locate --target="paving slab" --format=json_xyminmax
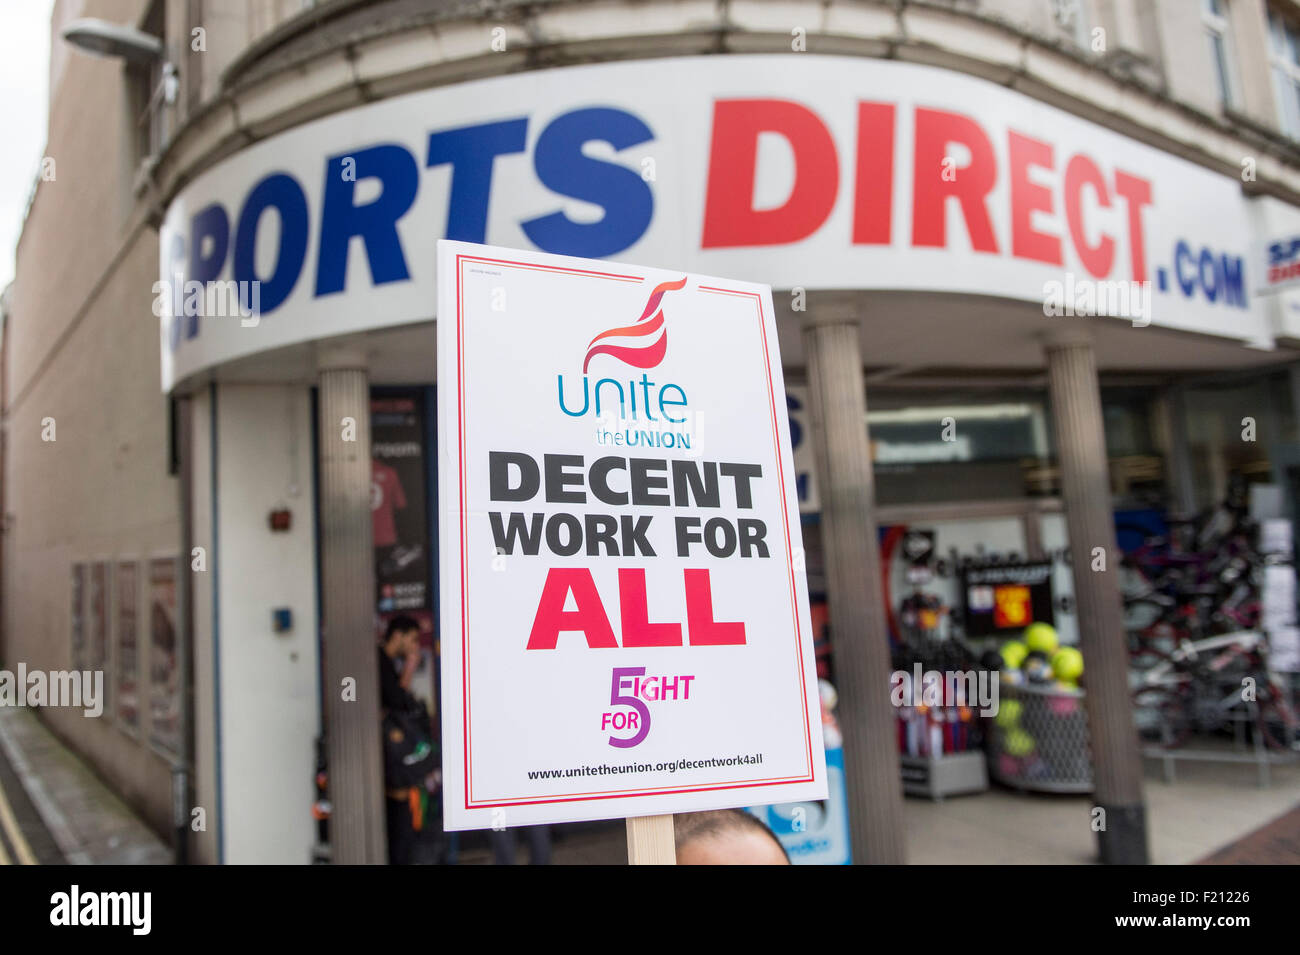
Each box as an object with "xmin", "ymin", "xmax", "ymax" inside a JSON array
[{"xmin": 0, "ymin": 708, "xmax": 170, "ymax": 865}]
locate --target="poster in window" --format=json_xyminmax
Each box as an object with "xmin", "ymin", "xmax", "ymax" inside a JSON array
[
  {"xmin": 370, "ymin": 392, "xmax": 429, "ymax": 614},
  {"xmin": 116, "ymin": 561, "xmax": 140, "ymax": 730},
  {"xmin": 149, "ymin": 557, "xmax": 180, "ymax": 753},
  {"xmin": 70, "ymin": 564, "xmax": 86, "ymax": 670},
  {"xmin": 960, "ymin": 560, "xmax": 1054, "ymax": 638},
  {"xmin": 371, "ymin": 392, "xmax": 436, "ymax": 712},
  {"xmin": 88, "ymin": 562, "xmax": 109, "ymax": 672}
]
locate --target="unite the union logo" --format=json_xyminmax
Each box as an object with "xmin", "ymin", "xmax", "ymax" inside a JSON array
[
  {"xmin": 582, "ymin": 277, "xmax": 688, "ymax": 372},
  {"xmin": 557, "ymin": 277, "xmax": 694, "ymax": 450}
]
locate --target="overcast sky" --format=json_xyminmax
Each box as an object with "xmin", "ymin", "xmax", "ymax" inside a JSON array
[{"xmin": 0, "ymin": 0, "xmax": 56, "ymax": 293}]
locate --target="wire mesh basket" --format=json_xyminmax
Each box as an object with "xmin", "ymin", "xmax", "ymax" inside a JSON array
[{"xmin": 986, "ymin": 680, "xmax": 1093, "ymax": 793}]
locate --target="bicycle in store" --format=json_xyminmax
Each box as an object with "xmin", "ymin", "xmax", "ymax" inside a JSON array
[{"xmin": 1130, "ymin": 628, "xmax": 1299, "ymax": 753}]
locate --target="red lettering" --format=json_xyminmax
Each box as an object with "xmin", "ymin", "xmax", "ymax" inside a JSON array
[
  {"xmin": 1113, "ymin": 170, "xmax": 1153, "ymax": 282},
  {"xmin": 1063, "ymin": 154, "xmax": 1115, "ymax": 278},
  {"xmin": 701, "ymin": 99, "xmax": 839, "ymax": 248},
  {"xmin": 852, "ymin": 102, "xmax": 895, "ymax": 245},
  {"xmin": 529, "ymin": 569, "xmax": 749, "ymax": 650},
  {"xmin": 618, "ymin": 568, "xmax": 682, "ymax": 647},
  {"xmin": 526, "ymin": 568, "xmax": 617, "ymax": 650},
  {"xmin": 685, "ymin": 569, "xmax": 746, "ymax": 646},
  {"xmin": 911, "ymin": 108, "xmax": 999, "ymax": 253},
  {"xmin": 1008, "ymin": 131, "xmax": 1062, "ymax": 265}
]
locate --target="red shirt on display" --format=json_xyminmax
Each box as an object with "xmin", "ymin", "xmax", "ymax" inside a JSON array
[{"xmin": 371, "ymin": 459, "xmax": 407, "ymax": 548}]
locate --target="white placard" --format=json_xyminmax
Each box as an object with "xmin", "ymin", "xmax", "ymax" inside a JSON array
[{"xmin": 437, "ymin": 240, "xmax": 826, "ymax": 829}]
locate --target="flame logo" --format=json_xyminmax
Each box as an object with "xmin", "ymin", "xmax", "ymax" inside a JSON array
[{"xmin": 582, "ymin": 277, "xmax": 688, "ymax": 373}]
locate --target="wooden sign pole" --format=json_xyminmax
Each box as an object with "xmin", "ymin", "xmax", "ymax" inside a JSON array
[{"xmin": 626, "ymin": 815, "xmax": 676, "ymax": 864}]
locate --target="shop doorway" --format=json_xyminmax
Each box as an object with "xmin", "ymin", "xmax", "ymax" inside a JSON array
[{"xmin": 370, "ymin": 386, "xmax": 439, "ymax": 714}]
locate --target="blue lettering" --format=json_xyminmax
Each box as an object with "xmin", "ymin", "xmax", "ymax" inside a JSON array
[
  {"xmin": 1221, "ymin": 254, "xmax": 1246, "ymax": 308},
  {"xmin": 190, "ymin": 203, "xmax": 229, "ymax": 285},
  {"xmin": 521, "ymin": 107, "xmax": 654, "ymax": 257},
  {"xmin": 233, "ymin": 173, "xmax": 309, "ymax": 314},
  {"xmin": 1198, "ymin": 247, "xmax": 1219, "ymax": 303},
  {"xmin": 594, "ymin": 378, "xmax": 625, "ymax": 419},
  {"xmin": 188, "ymin": 203, "xmax": 229, "ymax": 339},
  {"xmin": 557, "ymin": 375, "xmax": 590, "ymax": 416},
  {"xmin": 659, "ymin": 383, "xmax": 688, "ymax": 423},
  {"xmin": 786, "ymin": 393, "xmax": 803, "ymax": 449},
  {"xmin": 1173, "ymin": 240, "xmax": 1196, "ymax": 297},
  {"xmin": 316, "ymin": 144, "xmax": 420, "ymax": 296},
  {"xmin": 426, "ymin": 119, "xmax": 528, "ymax": 243},
  {"xmin": 558, "ymin": 375, "xmax": 690, "ymax": 424}
]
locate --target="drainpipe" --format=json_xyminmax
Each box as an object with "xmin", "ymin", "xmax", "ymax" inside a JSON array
[{"xmin": 175, "ymin": 393, "xmax": 195, "ymax": 863}]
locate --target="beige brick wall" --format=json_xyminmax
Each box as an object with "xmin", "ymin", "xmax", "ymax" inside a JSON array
[
  {"xmin": 4, "ymin": 230, "xmax": 176, "ymax": 836},
  {"xmin": 12, "ymin": 0, "xmax": 147, "ymax": 406},
  {"xmin": 6, "ymin": 0, "xmax": 177, "ymax": 838}
]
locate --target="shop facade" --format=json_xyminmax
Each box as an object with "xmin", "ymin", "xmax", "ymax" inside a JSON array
[{"xmin": 9, "ymin": 0, "xmax": 1300, "ymax": 863}]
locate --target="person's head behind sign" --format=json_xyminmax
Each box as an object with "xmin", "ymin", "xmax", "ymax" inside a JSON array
[{"xmin": 674, "ymin": 809, "xmax": 790, "ymax": 865}]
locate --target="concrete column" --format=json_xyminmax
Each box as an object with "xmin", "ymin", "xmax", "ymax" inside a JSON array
[
  {"xmin": 317, "ymin": 346, "xmax": 386, "ymax": 864},
  {"xmin": 176, "ymin": 394, "xmax": 195, "ymax": 865},
  {"xmin": 1044, "ymin": 330, "xmax": 1148, "ymax": 865},
  {"xmin": 802, "ymin": 297, "xmax": 906, "ymax": 864},
  {"xmin": 1159, "ymin": 385, "xmax": 1197, "ymax": 516}
]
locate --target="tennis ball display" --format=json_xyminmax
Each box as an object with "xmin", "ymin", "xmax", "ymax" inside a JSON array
[
  {"xmin": 1051, "ymin": 646, "xmax": 1084, "ymax": 684},
  {"xmin": 1049, "ymin": 695, "xmax": 1079, "ymax": 716},
  {"xmin": 1000, "ymin": 641, "xmax": 1028, "ymax": 670},
  {"xmin": 1005, "ymin": 728, "xmax": 1035, "ymax": 757},
  {"xmin": 1024, "ymin": 656, "xmax": 1055, "ymax": 684},
  {"xmin": 1024, "ymin": 622, "xmax": 1060, "ymax": 656},
  {"xmin": 994, "ymin": 700, "xmax": 1022, "ymax": 728}
]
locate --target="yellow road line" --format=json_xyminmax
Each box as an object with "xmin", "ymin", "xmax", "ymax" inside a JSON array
[
  {"xmin": 0, "ymin": 778, "xmax": 36, "ymax": 865},
  {"xmin": 0, "ymin": 822, "xmax": 10, "ymax": 865}
]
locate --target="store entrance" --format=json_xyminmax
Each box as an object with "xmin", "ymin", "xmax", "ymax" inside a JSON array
[{"xmin": 370, "ymin": 387, "xmax": 439, "ymax": 714}]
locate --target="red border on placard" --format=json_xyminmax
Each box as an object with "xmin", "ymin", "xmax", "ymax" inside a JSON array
[{"xmin": 454, "ymin": 254, "xmax": 816, "ymax": 810}]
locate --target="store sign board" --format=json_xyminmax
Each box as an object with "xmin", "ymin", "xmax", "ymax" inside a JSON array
[
  {"xmin": 436, "ymin": 240, "xmax": 825, "ymax": 829},
  {"xmin": 161, "ymin": 55, "xmax": 1271, "ymax": 392},
  {"xmin": 1259, "ymin": 234, "xmax": 1300, "ymax": 294},
  {"xmin": 1246, "ymin": 196, "xmax": 1300, "ymax": 339},
  {"xmin": 961, "ymin": 559, "xmax": 1055, "ymax": 638}
]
